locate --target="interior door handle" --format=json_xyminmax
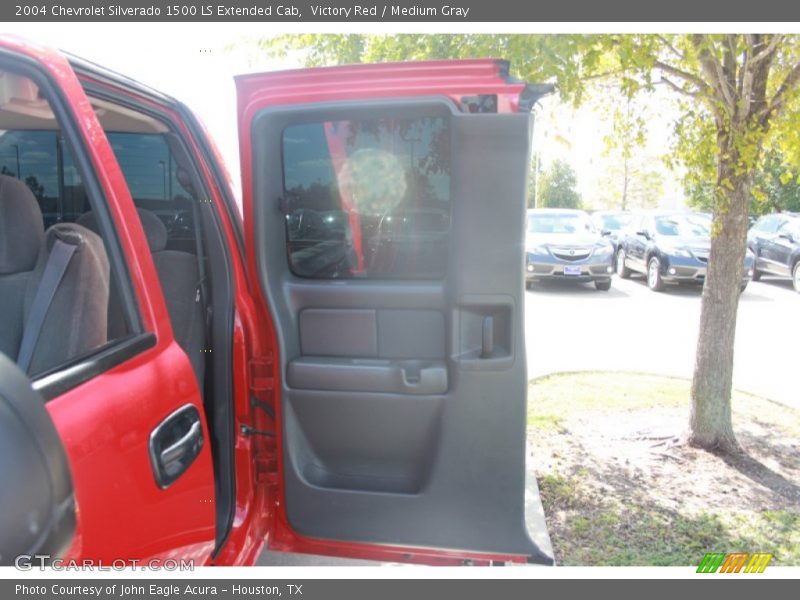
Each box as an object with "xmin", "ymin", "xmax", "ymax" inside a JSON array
[
  {"xmin": 481, "ymin": 315, "xmax": 494, "ymax": 358},
  {"xmin": 149, "ymin": 404, "xmax": 204, "ymax": 489}
]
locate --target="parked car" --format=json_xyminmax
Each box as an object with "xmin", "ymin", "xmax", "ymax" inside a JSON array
[
  {"xmin": 748, "ymin": 213, "xmax": 800, "ymax": 292},
  {"xmin": 590, "ymin": 209, "xmax": 632, "ymax": 267},
  {"xmin": 0, "ymin": 38, "xmax": 554, "ymax": 567},
  {"xmin": 616, "ymin": 211, "xmax": 754, "ymax": 292},
  {"xmin": 525, "ymin": 208, "xmax": 615, "ymax": 291}
]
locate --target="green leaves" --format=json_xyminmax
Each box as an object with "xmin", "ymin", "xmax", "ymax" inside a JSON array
[
  {"xmin": 538, "ymin": 159, "xmax": 582, "ymax": 209},
  {"xmin": 255, "ymin": 33, "xmax": 800, "ymax": 217}
]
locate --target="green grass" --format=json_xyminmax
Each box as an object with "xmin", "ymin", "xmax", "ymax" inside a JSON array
[
  {"xmin": 528, "ymin": 371, "xmax": 797, "ymax": 433},
  {"xmin": 528, "ymin": 371, "xmax": 688, "ymax": 430},
  {"xmin": 539, "ymin": 471, "xmax": 800, "ymax": 566},
  {"xmin": 529, "ymin": 372, "xmax": 800, "ymax": 566}
]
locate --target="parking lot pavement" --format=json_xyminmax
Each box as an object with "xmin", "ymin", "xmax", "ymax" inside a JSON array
[{"xmin": 525, "ymin": 274, "xmax": 799, "ymax": 409}]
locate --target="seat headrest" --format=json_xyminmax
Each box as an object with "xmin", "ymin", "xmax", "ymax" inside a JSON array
[
  {"xmin": 77, "ymin": 207, "xmax": 168, "ymax": 253},
  {"xmin": 0, "ymin": 175, "xmax": 45, "ymax": 274}
]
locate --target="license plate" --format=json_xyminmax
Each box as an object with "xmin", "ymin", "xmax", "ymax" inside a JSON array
[{"xmin": 564, "ymin": 265, "xmax": 582, "ymax": 276}]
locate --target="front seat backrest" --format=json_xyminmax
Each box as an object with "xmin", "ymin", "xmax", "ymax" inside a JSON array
[
  {"xmin": 0, "ymin": 175, "xmax": 45, "ymax": 361},
  {"xmin": 0, "ymin": 174, "xmax": 110, "ymax": 375}
]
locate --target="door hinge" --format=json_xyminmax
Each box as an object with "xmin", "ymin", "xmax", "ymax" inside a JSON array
[{"xmin": 248, "ymin": 355, "xmax": 274, "ymax": 396}]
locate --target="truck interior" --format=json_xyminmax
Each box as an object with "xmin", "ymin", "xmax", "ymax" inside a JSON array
[
  {"xmin": 0, "ymin": 64, "xmax": 238, "ymax": 551},
  {"xmin": 0, "ymin": 55, "xmax": 551, "ymax": 564}
]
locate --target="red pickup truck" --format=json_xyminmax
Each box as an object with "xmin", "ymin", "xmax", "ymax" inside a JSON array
[{"xmin": 0, "ymin": 35, "xmax": 552, "ymax": 566}]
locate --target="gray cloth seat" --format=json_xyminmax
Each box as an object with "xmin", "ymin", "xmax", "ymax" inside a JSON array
[
  {"xmin": 77, "ymin": 208, "xmax": 205, "ymax": 386},
  {"xmin": 0, "ymin": 174, "xmax": 109, "ymax": 375}
]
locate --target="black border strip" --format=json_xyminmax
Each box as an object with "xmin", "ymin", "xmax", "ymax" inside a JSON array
[{"xmin": 32, "ymin": 333, "xmax": 156, "ymax": 401}]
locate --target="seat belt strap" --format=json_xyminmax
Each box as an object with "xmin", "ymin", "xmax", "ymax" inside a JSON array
[{"xmin": 17, "ymin": 238, "xmax": 77, "ymax": 373}]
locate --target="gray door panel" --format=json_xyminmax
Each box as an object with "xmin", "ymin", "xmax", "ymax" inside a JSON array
[{"xmin": 251, "ymin": 98, "xmax": 548, "ymax": 561}]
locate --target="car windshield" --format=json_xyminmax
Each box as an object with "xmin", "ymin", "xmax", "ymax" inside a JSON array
[
  {"xmin": 654, "ymin": 215, "xmax": 710, "ymax": 237},
  {"xmin": 594, "ymin": 213, "xmax": 631, "ymax": 231},
  {"xmin": 527, "ymin": 212, "xmax": 594, "ymax": 234}
]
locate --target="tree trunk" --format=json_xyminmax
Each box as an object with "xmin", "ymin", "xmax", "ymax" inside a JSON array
[{"xmin": 688, "ymin": 149, "xmax": 751, "ymax": 454}]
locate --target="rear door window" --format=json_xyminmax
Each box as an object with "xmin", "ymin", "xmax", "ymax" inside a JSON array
[{"xmin": 281, "ymin": 116, "xmax": 450, "ymax": 279}]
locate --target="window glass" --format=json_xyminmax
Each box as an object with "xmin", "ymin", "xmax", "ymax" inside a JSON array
[
  {"xmin": 0, "ymin": 70, "xmax": 133, "ymax": 377},
  {"xmin": 753, "ymin": 216, "xmax": 770, "ymax": 232},
  {"xmin": 0, "ymin": 130, "xmax": 92, "ymax": 228},
  {"xmin": 654, "ymin": 214, "xmax": 710, "ymax": 237},
  {"xmin": 527, "ymin": 212, "xmax": 595, "ymax": 234},
  {"xmin": 106, "ymin": 133, "xmax": 182, "ymax": 201},
  {"xmin": 755, "ymin": 215, "xmax": 781, "ymax": 233},
  {"xmin": 281, "ymin": 116, "xmax": 450, "ymax": 279},
  {"xmin": 592, "ymin": 212, "xmax": 631, "ymax": 232},
  {"xmin": 779, "ymin": 219, "xmax": 800, "ymax": 237}
]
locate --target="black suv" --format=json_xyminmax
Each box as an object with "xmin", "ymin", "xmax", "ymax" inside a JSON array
[
  {"xmin": 748, "ymin": 213, "xmax": 800, "ymax": 292},
  {"xmin": 590, "ymin": 210, "xmax": 632, "ymax": 268},
  {"xmin": 616, "ymin": 211, "xmax": 754, "ymax": 292}
]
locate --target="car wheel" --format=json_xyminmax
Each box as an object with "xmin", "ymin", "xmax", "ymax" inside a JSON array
[
  {"xmin": 616, "ymin": 249, "xmax": 631, "ymax": 279},
  {"xmin": 793, "ymin": 262, "xmax": 800, "ymax": 293},
  {"xmin": 740, "ymin": 282, "xmax": 748, "ymax": 294},
  {"xmin": 647, "ymin": 256, "xmax": 665, "ymax": 292},
  {"xmin": 595, "ymin": 279, "xmax": 612, "ymax": 291},
  {"xmin": 525, "ymin": 280, "xmax": 534, "ymax": 291}
]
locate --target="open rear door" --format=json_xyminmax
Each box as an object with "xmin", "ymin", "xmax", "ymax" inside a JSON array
[{"xmin": 238, "ymin": 59, "xmax": 553, "ymax": 565}]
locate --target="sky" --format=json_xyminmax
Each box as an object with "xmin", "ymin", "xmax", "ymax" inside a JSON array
[{"xmin": 4, "ymin": 24, "xmax": 685, "ymax": 209}]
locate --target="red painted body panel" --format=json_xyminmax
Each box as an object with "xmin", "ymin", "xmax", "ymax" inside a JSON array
[
  {"xmin": 70, "ymin": 67, "xmax": 277, "ymax": 567},
  {"xmin": 235, "ymin": 59, "xmax": 533, "ymax": 565},
  {"xmin": 235, "ymin": 59, "xmax": 529, "ymax": 114},
  {"xmin": 0, "ymin": 36, "xmax": 216, "ymax": 562}
]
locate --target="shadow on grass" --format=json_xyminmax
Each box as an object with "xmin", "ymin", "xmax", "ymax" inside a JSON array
[
  {"xmin": 738, "ymin": 426, "xmax": 800, "ymax": 472},
  {"xmin": 716, "ymin": 447, "xmax": 800, "ymax": 504},
  {"xmin": 537, "ymin": 433, "xmax": 799, "ymax": 566}
]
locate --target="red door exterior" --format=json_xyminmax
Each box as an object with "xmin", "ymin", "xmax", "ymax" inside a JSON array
[
  {"xmin": 0, "ymin": 36, "xmax": 216, "ymax": 564},
  {"xmin": 236, "ymin": 60, "xmax": 546, "ymax": 565}
]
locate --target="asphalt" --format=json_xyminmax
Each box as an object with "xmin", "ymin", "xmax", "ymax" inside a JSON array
[{"xmin": 525, "ymin": 274, "xmax": 799, "ymax": 409}]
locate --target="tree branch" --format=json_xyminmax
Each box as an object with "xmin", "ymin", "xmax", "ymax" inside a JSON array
[
  {"xmin": 738, "ymin": 35, "xmax": 756, "ymax": 118},
  {"xmin": 658, "ymin": 76, "xmax": 700, "ymax": 98},
  {"xmin": 579, "ymin": 69, "xmax": 625, "ymax": 83},
  {"xmin": 749, "ymin": 34, "xmax": 782, "ymax": 67},
  {"xmin": 653, "ymin": 59, "xmax": 707, "ymax": 91},
  {"xmin": 724, "ymin": 35, "xmax": 742, "ymax": 119},
  {"xmin": 762, "ymin": 60, "xmax": 800, "ymax": 124},
  {"xmin": 691, "ymin": 34, "xmax": 736, "ymax": 112},
  {"xmin": 740, "ymin": 35, "xmax": 780, "ymax": 122},
  {"xmin": 655, "ymin": 35, "xmax": 685, "ymax": 60}
]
